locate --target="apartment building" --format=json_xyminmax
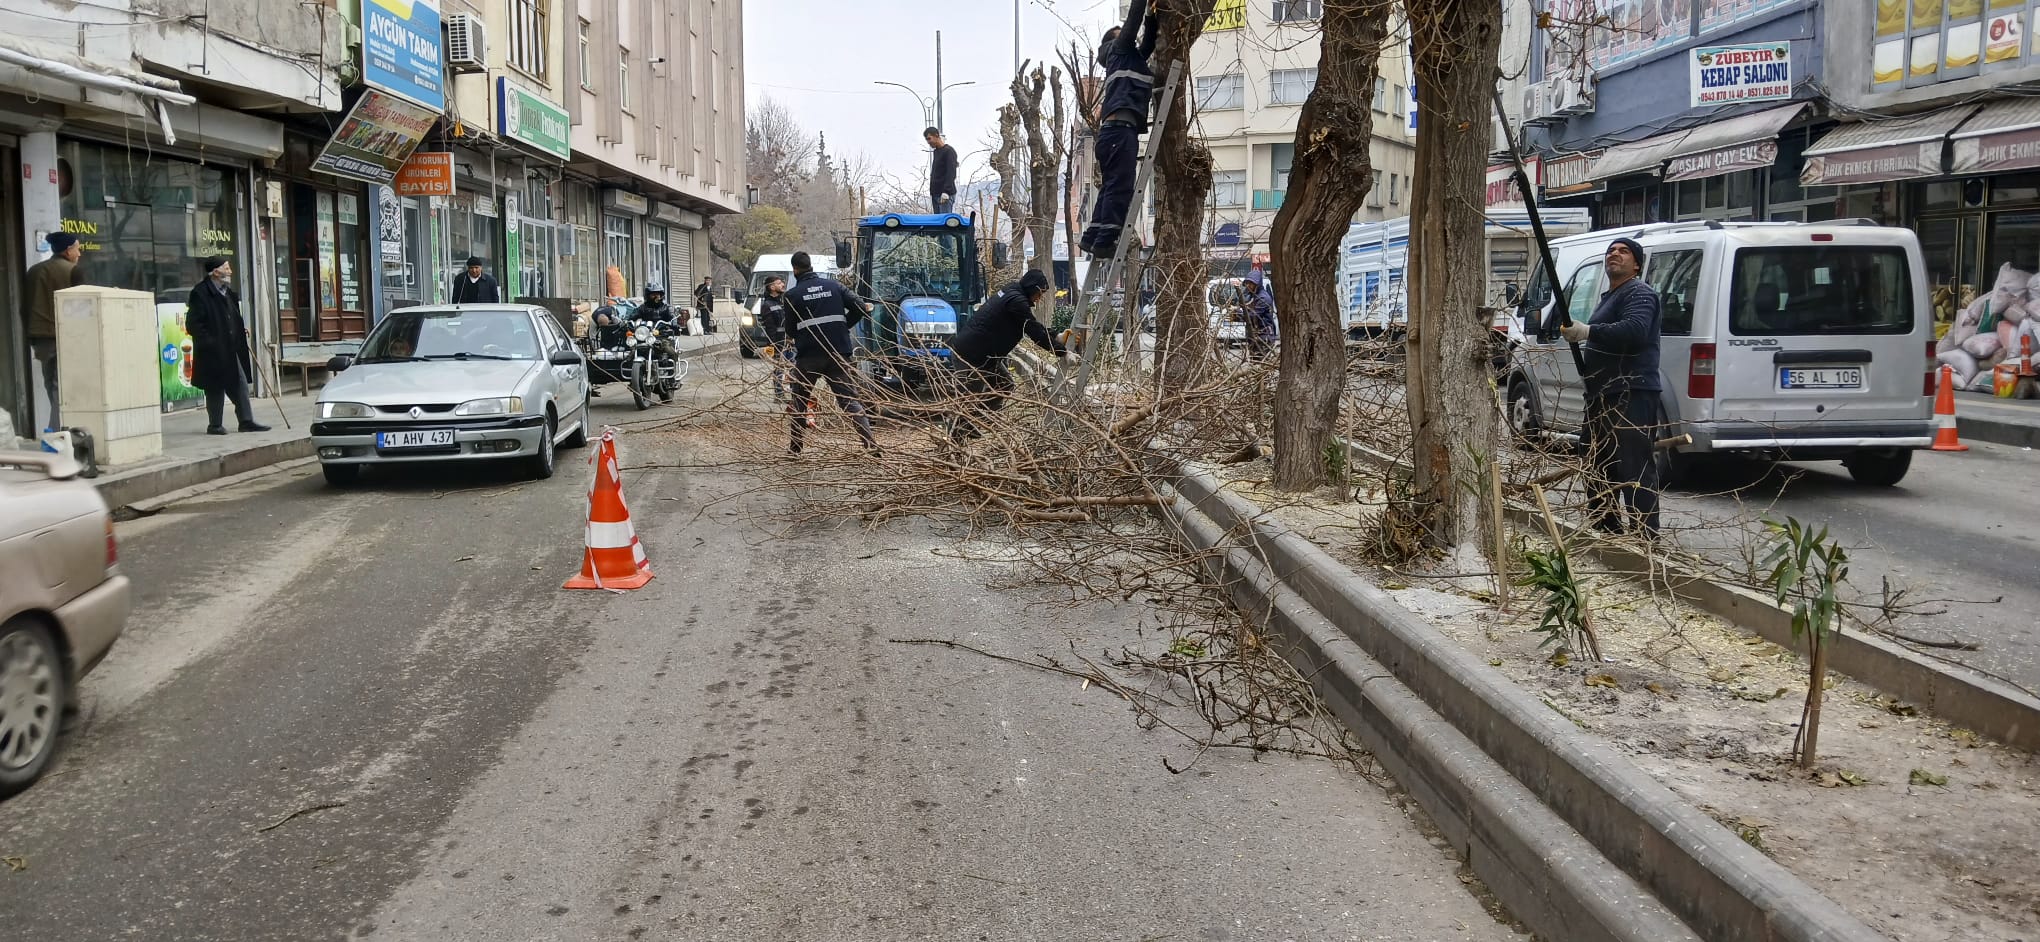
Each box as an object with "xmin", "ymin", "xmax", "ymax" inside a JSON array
[{"xmin": 1155, "ymin": 0, "xmax": 1418, "ymax": 267}]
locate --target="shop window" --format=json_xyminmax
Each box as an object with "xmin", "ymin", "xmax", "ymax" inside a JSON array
[
  {"xmin": 55, "ymin": 142, "xmax": 241, "ymax": 302},
  {"xmin": 1646, "ymin": 248, "xmax": 1705, "ymax": 335},
  {"xmin": 1987, "ymin": 212, "xmax": 2040, "ymax": 292},
  {"xmin": 1990, "ymin": 172, "xmax": 2040, "ymax": 204},
  {"xmin": 1768, "ymin": 128, "xmax": 1810, "ymax": 206}
]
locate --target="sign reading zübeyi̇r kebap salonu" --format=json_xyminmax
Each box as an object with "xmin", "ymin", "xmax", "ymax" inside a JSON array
[{"xmin": 1690, "ymin": 42, "xmax": 1793, "ymax": 108}]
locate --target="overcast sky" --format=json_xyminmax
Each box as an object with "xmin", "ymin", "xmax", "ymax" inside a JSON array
[{"xmin": 744, "ymin": 0, "xmax": 1123, "ymax": 196}]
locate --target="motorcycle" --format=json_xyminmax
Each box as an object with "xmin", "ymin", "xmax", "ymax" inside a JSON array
[{"xmin": 581, "ymin": 299, "xmax": 688, "ymax": 410}]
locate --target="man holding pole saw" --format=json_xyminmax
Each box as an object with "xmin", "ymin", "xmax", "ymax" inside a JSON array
[{"xmin": 1492, "ymin": 90, "xmax": 1667, "ymax": 538}]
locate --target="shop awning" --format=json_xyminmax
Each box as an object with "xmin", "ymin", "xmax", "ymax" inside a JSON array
[
  {"xmin": 1587, "ymin": 103, "xmax": 1807, "ymax": 183},
  {"xmin": 1951, "ymin": 98, "xmax": 2040, "ymax": 175},
  {"xmin": 1800, "ymin": 105, "xmax": 1979, "ymax": 186},
  {"xmin": 0, "ymin": 39, "xmax": 195, "ymax": 142}
]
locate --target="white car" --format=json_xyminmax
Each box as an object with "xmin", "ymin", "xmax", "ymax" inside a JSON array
[{"xmin": 312, "ymin": 305, "xmax": 592, "ymax": 486}]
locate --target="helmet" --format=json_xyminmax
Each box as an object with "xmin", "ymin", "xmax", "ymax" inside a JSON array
[{"xmin": 645, "ymin": 282, "xmax": 666, "ymax": 295}]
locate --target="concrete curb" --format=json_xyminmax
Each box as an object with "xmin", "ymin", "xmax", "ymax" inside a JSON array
[
  {"xmin": 1957, "ymin": 413, "xmax": 2040, "ymax": 449},
  {"xmin": 1170, "ymin": 470, "xmax": 1885, "ymax": 942},
  {"xmin": 1343, "ymin": 439, "xmax": 2040, "ymax": 753},
  {"xmin": 1160, "ymin": 483, "xmax": 1703, "ymax": 942},
  {"xmin": 95, "ymin": 436, "xmax": 316, "ymax": 511}
]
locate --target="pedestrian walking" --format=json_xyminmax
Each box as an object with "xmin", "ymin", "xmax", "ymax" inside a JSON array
[
  {"xmin": 451, "ymin": 256, "xmax": 501, "ymax": 303},
  {"xmin": 944, "ymin": 269, "xmax": 1070, "ymax": 443},
  {"xmin": 23, "ymin": 232, "xmax": 85, "ymax": 430},
  {"xmin": 779, "ymin": 253, "xmax": 878, "ymax": 455},
  {"xmin": 186, "ymin": 256, "xmax": 271, "ymax": 435},
  {"xmin": 1078, "ymin": 0, "xmax": 1161, "ymax": 259},
  {"xmin": 1242, "ymin": 269, "xmax": 1278, "ymax": 360},
  {"xmin": 926, "ymin": 128, "xmax": 958, "ymax": 214},
  {"xmin": 1560, "ymin": 237, "xmax": 1664, "ymax": 537},
  {"xmin": 757, "ymin": 276, "xmax": 797, "ymax": 402},
  {"xmin": 694, "ymin": 277, "xmax": 718, "ymax": 334}
]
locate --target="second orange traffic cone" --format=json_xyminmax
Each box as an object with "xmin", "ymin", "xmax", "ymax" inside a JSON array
[
  {"xmin": 1931, "ymin": 364, "xmax": 1969, "ymax": 452},
  {"xmin": 564, "ymin": 429, "xmax": 654, "ymax": 590}
]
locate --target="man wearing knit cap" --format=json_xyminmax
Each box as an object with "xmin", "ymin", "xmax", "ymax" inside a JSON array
[
  {"xmin": 1559, "ymin": 236, "xmax": 1665, "ymax": 536},
  {"xmin": 451, "ymin": 256, "xmax": 501, "ymax": 303},
  {"xmin": 944, "ymin": 268, "xmax": 1070, "ymax": 443},
  {"xmin": 187, "ymin": 256, "xmax": 270, "ymax": 435},
  {"xmin": 24, "ymin": 231, "xmax": 85, "ymax": 428}
]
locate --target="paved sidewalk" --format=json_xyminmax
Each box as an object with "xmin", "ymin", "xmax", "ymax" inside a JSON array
[
  {"xmin": 1953, "ymin": 389, "xmax": 2040, "ymax": 449},
  {"xmin": 91, "ymin": 332, "xmax": 736, "ymax": 509}
]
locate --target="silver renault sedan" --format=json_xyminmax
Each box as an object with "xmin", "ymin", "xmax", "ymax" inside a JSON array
[{"xmin": 312, "ymin": 304, "xmax": 591, "ymax": 486}]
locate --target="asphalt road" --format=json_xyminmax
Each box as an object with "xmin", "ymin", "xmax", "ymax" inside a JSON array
[
  {"xmin": 0, "ymin": 366, "xmax": 1520, "ymax": 941},
  {"xmin": 1668, "ymin": 442, "xmax": 2040, "ymax": 699}
]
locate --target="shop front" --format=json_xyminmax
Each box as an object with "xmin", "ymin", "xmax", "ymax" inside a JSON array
[{"xmin": 55, "ymin": 137, "xmax": 249, "ymax": 411}]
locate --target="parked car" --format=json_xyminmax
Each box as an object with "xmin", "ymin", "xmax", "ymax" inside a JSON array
[
  {"xmin": 1505, "ymin": 220, "xmax": 1935, "ymax": 486},
  {"xmin": 1, "ymin": 449, "xmax": 132, "ymax": 798},
  {"xmin": 312, "ymin": 305, "xmax": 593, "ymax": 486}
]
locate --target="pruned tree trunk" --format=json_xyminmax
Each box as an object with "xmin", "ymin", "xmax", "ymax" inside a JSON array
[
  {"xmin": 1267, "ymin": 0, "xmax": 1388, "ymax": 491},
  {"xmin": 993, "ymin": 104, "xmax": 1028, "ymax": 285},
  {"xmin": 1151, "ymin": 0, "xmax": 1221, "ymax": 395},
  {"xmin": 1013, "ymin": 63, "xmax": 1068, "ymax": 324},
  {"xmin": 1406, "ymin": 0, "xmax": 1504, "ymax": 565}
]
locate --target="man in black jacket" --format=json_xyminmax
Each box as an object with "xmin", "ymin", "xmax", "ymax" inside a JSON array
[
  {"xmin": 756, "ymin": 276, "xmax": 797, "ymax": 401},
  {"xmin": 1079, "ymin": 0, "xmax": 1162, "ymax": 259},
  {"xmin": 187, "ymin": 256, "xmax": 271, "ymax": 435},
  {"xmin": 693, "ymin": 277, "xmax": 717, "ymax": 334},
  {"xmin": 778, "ymin": 253, "xmax": 878, "ymax": 455},
  {"xmin": 945, "ymin": 269, "xmax": 1069, "ymax": 443},
  {"xmin": 451, "ymin": 256, "xmax": 501, "ymax": 303},
  {"xmin": 925, "ymin": 128, "xmax": 959, "ymax": 214},
  {"xmin": 1560, "ymin": 237, "xmax": 1665, "ymax": 536}
]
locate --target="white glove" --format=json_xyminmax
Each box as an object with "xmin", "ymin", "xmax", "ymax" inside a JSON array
[{"xmin": 1560, "ymin": 321, "xmax": 1591, "ymax": 343}]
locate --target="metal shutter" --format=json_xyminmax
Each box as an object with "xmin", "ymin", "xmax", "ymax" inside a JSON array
[{"xmin": 669, "ymin": 227, "xmax": 694, "ymax": 292}]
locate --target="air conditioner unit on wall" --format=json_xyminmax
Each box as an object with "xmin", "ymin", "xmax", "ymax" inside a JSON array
[
  {"xmin": 445, "ymin": 13, "xmax": 488, "ymax": 74},
  {"xmin": 1553, "ymin": 73, "xmax": 1596, "ymax": 116},
  {"xmin": 1522, "ymin": 83, "xmax": 1557, "ymax": 126}
]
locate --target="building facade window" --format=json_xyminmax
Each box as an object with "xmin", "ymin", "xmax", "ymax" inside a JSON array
[
  {"xmin": 1270, "ymin": 68, "xmax": 1317, "ymax": 105},
  {"xmin": 604, "ymin": 214, "xmax": 636, "ymax": 294},
  {"xmin": 1372, "ymin": 77, "xmax": 1388, "ymax": 112},
  {"xmin": 619, "ymin": 48, "xmax": 632, "ymax": 111},
  {"xmin": 646, "ymin": 224, "xmax": 669, "ymax": 288},
  {"xmin": 1272, "ymin": 0, "xmax": 1322, "ymax": 22},
  {"xmin": 1368, "ymin": 170, "xmax": 1384, "ymax": 208},
  {"xmin": 509, "ymin": 0, "xmax": 549, "ymax": 80},
  {"xmin": 1212, "ymin": 170, "xmax": 1247, "ymax": 207},
  {"xmin": 1195, "ymin": 73, "xmax": 1245, "ymax": 111},
  {"xmin": 578, "ymin": 19, "xmax": 592, "ymax": 89},
  {"xmin": 1270, "ymin": 143, "xmax": 1295, "ymax": 191},
  {"xmin": 1392, "ymin": 84, "xmax": 1406, "ymax": 116}
]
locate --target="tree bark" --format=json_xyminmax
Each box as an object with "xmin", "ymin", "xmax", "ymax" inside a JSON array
[
  {"xmin": 1406, "ymin": 0, "xmax": 1504, "ymax": 562},
  {"xmin": 1012, "ymin": 64, "xmax": 1067, "ymax": 324},
  {"xmin": 1267, "ymin": 0, "xmax": 1388, "ymax": 491},
  {"xmin": 992, "ymin": 104, "xmax": 1028, "ymax": 285},
  {"xmin": 1151, "ymin": 0, "xmax": 1221, "ymax": 395}
]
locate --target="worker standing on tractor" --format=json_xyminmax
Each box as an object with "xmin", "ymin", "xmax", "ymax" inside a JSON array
[{"xmin": 1078, "ymin": 0, "xmax": 1162, "ymax": 260}]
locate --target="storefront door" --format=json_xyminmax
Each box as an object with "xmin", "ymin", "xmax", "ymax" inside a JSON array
[{"xmin": 288, "ymin": 185, "xmax": 368, "ymax": 342}]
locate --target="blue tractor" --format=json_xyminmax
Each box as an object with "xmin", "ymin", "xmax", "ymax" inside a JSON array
[{"xmin": 834, "ymin": 212, "xmax": 1000, "ymax": 391}]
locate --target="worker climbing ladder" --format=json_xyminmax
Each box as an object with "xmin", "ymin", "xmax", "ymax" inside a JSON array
[{"xmin": 1049, "ymin": 62, "xmax": 1184, "ymax": 410}]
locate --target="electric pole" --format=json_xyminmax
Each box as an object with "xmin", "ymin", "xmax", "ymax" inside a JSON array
[{"xmin": 936, "ymin": 31, "xmax": 945, "ymax": 131}]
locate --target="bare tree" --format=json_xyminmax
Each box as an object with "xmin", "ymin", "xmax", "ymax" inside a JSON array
[
  {"xmin": 1266, "ymin": 0, "xmax": 1390, "ymax": 491},
  {"xmin": 992, "ymin": 103, "xmax": 1029, "ymax": 284},
  {"xmin": 1150, "ymin": 0, "xmax": 1222, "ymax": 395},
  {"xmin": 745, "ymin": 97, "xmax": 812, "ymax": 211},
  {"xmin": 1011, "ymin": 62, "xmax": 1069, "ymax": 322},
  {"xmin": 1404, "ymin": 0, "xmax": 1505, "ymax": 565},
  {"xmin": 1059, "ymin": 41, "xmax": 1104, "ymax": 301}
]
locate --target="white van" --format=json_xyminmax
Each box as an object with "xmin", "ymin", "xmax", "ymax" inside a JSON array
[{"xmin": 1505, "ymin": 220, "xmax": 1936, "ymax": 486}]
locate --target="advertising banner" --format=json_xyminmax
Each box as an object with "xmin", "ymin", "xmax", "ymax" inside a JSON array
[
  {"xmin": 157, "ymin": 302, "xmax": 204, "ymax": 410},
  {"xmin": 313, "ymin": 89, "xmax": 437, "ymax": 185},
  {"xmin": 1690, "ymin": 43, "xmax": 1794, "ymax": 107},
  {"xmin": 1204, "ymin": 0, "xmax": 1246, "ymax": 31},
  {"xmin": 395, "ymin": 151, "xmax": 456, "ymax": 197},
  {"xmin": 363, "ymin": 0, "xmax": 445, "ymax": 111}
]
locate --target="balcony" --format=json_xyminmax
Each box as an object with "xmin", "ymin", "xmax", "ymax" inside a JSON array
[{"xmin": 1252, "ymin": 189, "xmax": 1286, "ymax": 211}]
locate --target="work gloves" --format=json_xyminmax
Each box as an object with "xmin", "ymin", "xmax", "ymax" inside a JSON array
[{"xmin": 1560, "ymin": 321, "xmax": 1592, "ymax": 344}]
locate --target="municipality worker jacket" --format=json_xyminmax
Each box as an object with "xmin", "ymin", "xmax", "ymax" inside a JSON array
[
  {"xmin": 1098, "ymin": 0, "xmax": 1161, "ymax": 131},
  {"xmin": 1583, "ymin": 278, "xmax": 1663, "ymax": 400},
  {"xmin": 782, "ymin": 272, "xmax": 868, "ymax": 360},
  {"xmin": 950, "ymin": 285, "xmax": 1064, "ymax": 365}
]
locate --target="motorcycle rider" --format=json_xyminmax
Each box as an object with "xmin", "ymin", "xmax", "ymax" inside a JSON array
[{"xmin": 632, "ymin": 283, "xmax": 681, "ymax": 364}]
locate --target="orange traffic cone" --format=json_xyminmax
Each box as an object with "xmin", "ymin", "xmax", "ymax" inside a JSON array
[
  {"xmin": 565, "ymin": 429, "xmax": 654, "ymax": 590},
  {"xmin": 1931, "ymin": 364, "xmax": 1969, "ymax": 452}
]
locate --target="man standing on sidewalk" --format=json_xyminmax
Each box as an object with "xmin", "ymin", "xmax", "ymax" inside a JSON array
[
  {"xmin": 187, "ymin": 256, "xmax": 271, "ymax": 435},
  {"xmin": 24, "ymin": 232, "xmax": 85, "ymax": 430},
  {"xmin": 694, "ymin": 277, "xmax": 718, "ymax": 334},
  {"xmin": 1560, "ymin": 237, "xmax": 1663, "ymax": 536},
  {"xmin": 451, "ymin": 256, "xmax": 501, "ymax": 303},
  {"xmin": 925, "ymin": 128, "xmax": 958, "ymax": 214}
]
